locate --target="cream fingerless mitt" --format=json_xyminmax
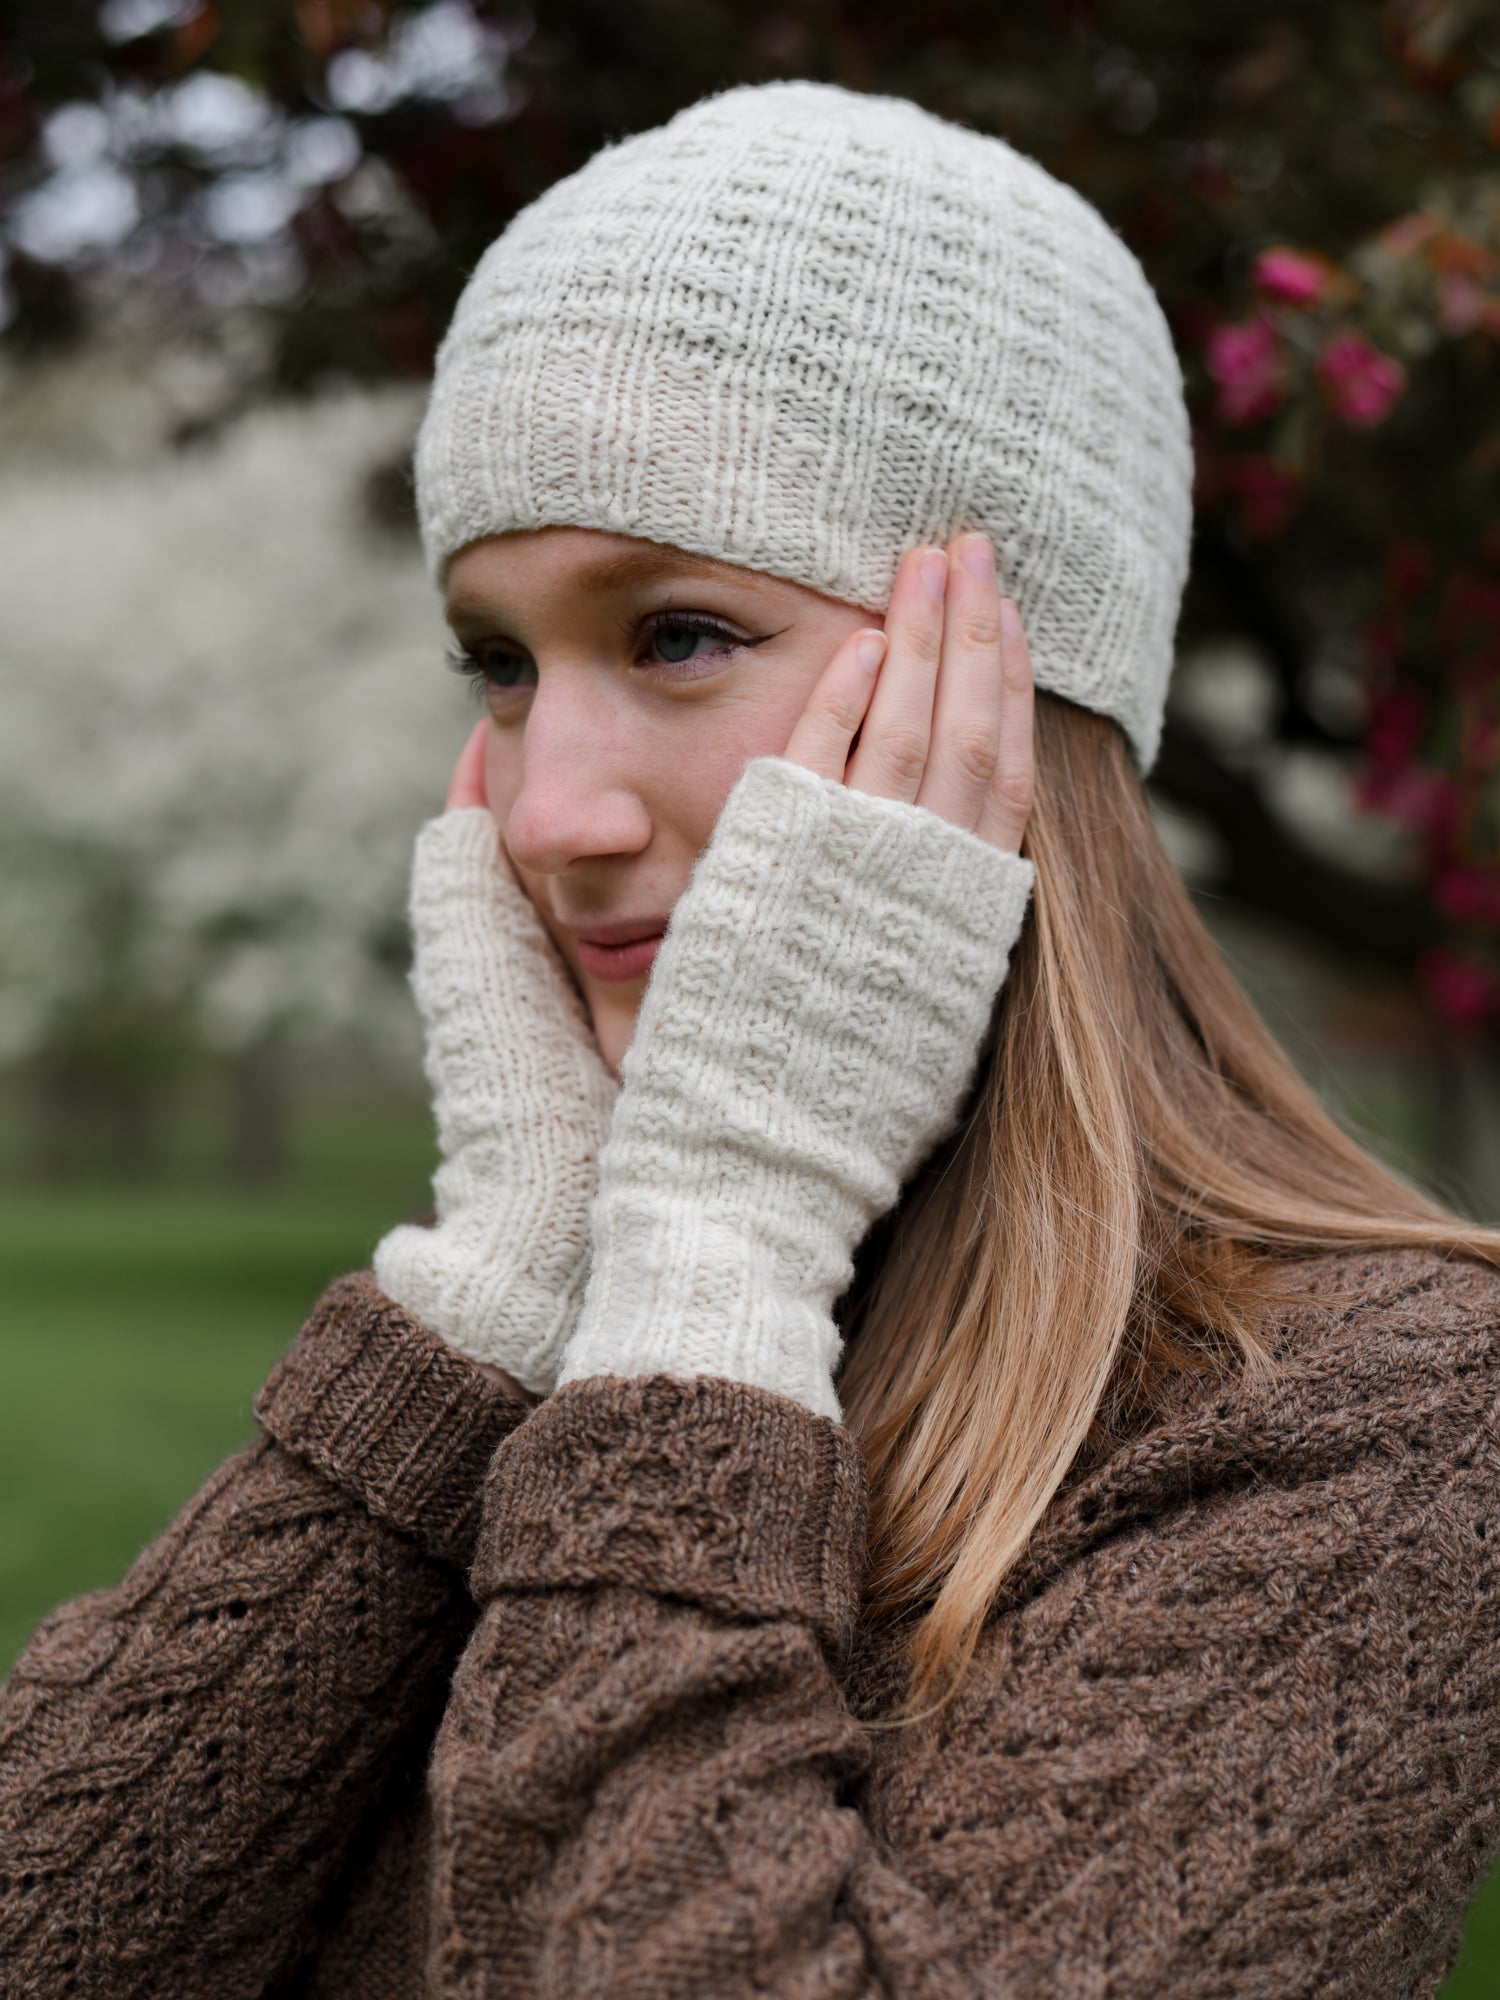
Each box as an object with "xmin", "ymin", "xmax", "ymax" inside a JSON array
[
  {"xmin": 373, "ymin": 809, "xmax": 618, "ymax": 1392},
  {"xmin": 556, "ymin": 757, "xmax": 1035, "ymax": 1420}
]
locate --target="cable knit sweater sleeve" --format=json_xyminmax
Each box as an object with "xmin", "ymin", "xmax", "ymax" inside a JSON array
[
  {"xmin": 427, "ymin": 1246, "xmax": 1500, "ymax": 1999},
  {"xmin": 0, "ymin": 1270, "xmax": 531, "ymax": 2000}
]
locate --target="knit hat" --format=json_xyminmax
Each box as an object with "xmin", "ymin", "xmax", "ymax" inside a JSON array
[{"xmin": 415, "ymin": 80, "xmax": 1193, "ymax": 774}]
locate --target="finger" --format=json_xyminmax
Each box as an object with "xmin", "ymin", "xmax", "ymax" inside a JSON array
[
  {"xmin": 915, "ymin": 532, "xmax": 1004, "ymax": 833},
  {"xmin": 972, "ymin": 596, "xmax": 1036, "ymax": 854},
  {"xmin": 445, "ymin": 718, "xmax": 490, "ymax": 812},
  {"xmin": 846, "ymin": 545, "xmax": 947, "ymax": 803},
  {"xmin": 782, "ymin": 627, "xmax": 887, "ymax": 780}
]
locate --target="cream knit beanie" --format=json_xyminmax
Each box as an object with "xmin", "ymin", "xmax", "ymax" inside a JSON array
[{"xmin": 416, "ymin": 80, "xmax": 1193, "ymax": 774}]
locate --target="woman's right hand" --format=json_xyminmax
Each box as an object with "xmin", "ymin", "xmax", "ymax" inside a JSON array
[
  {"xmin": 553, "ymin": 558, "xmax": 1037, "ymax": 1421},
  {"xmin": 371, "ymin": 721, "xmax": 619, "ymax": 1393}
]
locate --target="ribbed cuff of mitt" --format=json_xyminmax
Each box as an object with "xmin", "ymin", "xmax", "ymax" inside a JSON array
[
  {"xmin": 557, "ymin": 757, "xmax": 1035, "ymax": 1419},
  {"xmin": 254, "ymin": 1271, "xmax": 536, "ymax": 1573},
  {"xmin": 473, "ymin": 1374, "xmax": 867, "ymax": 1652}
]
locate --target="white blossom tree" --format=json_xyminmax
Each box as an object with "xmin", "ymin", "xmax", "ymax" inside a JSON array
[{"xmin": 0, "ymin": 384, "xmax": 470, "ymax": 1174}]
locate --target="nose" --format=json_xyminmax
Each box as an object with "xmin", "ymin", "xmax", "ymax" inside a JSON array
[{"xmin": 501, "ymin": 679, "xmax": 652, "ymax": 877}]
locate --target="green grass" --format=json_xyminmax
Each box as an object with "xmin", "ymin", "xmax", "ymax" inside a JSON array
[
  {"xmin": 1451, "ymin": 1886, "xmax": 1500, "ymax": 1999},
  {"xmin": 1, "ymin": 1100, "xmax": 1498, "ymax": 1991},
  {"xmin": 0, "ymin": 1098, "xmax": 436, "ymax": 1669}
]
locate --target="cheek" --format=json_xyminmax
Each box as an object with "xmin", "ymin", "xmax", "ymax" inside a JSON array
[
  {"xmin": 660, "ymin": 730, "xmax": 761, "ymax": 856},
  {"xmin": 658, "ymin": 646, "xmax": 852, "ymax": 854},
  {"xmin": 474, "ymin": 608, "xmax": 861, "ymax": 865}
]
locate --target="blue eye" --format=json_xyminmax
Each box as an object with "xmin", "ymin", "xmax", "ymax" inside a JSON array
[
  {"xmin": 479, "ymin": 648, "xmax": 536, "ymax": 688},
  {"xmin": 653, "ymin": 621, "xmax": 711, "ymax": 664},
  {"xmin": 445, "ymin": 609, "xmax": 774, "ymax": 704},
  {"xmin": 447, "ymin": 644, "xmax": 535, "ymax": 698},
  {"xmin": 641, "ymin": 613, "xmax": 748, "ymax": 675}
]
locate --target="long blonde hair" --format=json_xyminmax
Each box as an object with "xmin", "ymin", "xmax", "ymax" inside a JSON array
[{"xmin": 838, "ymin": 691, "xmax": 1500, "ymax": 1714}]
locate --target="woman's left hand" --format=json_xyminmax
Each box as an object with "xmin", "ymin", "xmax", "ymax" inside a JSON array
[
  {"xmin": 783, "ymin": 532, "xmax": 1035, "ymax": 856},
  {"xmin": 370, "ymin": 719, "xmax": 620, "ymax": 1395}
]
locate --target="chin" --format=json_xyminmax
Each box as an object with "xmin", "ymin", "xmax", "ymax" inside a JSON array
[{"xmin": 585, "ymin": 986, "xmax": 647, "ymax": 1075}]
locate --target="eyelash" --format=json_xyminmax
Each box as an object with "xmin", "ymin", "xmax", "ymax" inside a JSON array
[{"xmin": 446, "ymin": 606, "xmax": 767, "ymax": 702}]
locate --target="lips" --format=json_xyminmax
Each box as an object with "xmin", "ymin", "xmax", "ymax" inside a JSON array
[{"xmin": 567, "ymin": 920, "xmax": 668, "ymax": 984}]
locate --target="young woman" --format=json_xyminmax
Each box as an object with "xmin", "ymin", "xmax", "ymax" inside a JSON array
[{"xmin": 6, "ymin": 78, "xmax": 1500, "ymax": 2000}]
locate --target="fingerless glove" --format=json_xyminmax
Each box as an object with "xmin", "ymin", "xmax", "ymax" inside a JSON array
[
  {"xmin": 556, "ymin": 757, "xmax": 1035, "ymax": 1419},
  {"xmin": 373, "ymin": 809, "xmax": 618, "ymax": 1392}
]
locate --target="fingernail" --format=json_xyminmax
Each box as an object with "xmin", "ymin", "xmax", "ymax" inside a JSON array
[
  {"xmin": 1000, "ymin": 597, "xmax": 1023, "ymax": 636},
  {"xmin": 919, "ymin": 548, "xmax": 949, "ymax": 601},
  {"xmin": 857, "ymin": 630, "xmax": 887, "ymax": 672},
  {"xmin": 959, "ymin": 533, "xmax": 995, "ymax": 582}
]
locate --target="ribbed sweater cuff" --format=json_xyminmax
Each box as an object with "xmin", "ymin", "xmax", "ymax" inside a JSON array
[
  {"xmin": 253, "ymin": 1270, "xmax": 535, "ymax": 1574},
  {"xmin": 473, "ymin": 1374, "xmax": 867, "ymax": 1650}
]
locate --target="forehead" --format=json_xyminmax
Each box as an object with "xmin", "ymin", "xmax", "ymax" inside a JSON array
[{"xmin": 445, "ymin": 531, "xmax": 764, "ymax": 618}]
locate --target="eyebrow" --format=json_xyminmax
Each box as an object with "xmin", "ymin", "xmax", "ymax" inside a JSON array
[{"xmin": 446, "ymin": 541, "xmax": 765, "ymax": 627}]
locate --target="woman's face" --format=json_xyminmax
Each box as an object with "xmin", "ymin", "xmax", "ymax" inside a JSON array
[{"xmin": 445, "ymin": 527, "xmax": 873, "ymax": 1070}]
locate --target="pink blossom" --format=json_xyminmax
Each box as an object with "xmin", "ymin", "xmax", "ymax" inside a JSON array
[
  {"xmin": 1316, "ymin": 331, "xmax": 1407, "ymax": 427},
  {"xmin": 1351, "ymin": 763, "xmax": 1459, "ymax": 842},
  {"xmin": 1252, "ymin": 247, "xmax": 1327, "ymax": 307},
  {"xmin": 1419, "ymin": 946, "xmax": 1500, "ymax": 1028},
  {"xmin": 1436, "ymin": 866, "xmax": 1500, "ymax": 927},
  {"xmin": 1205, "ymin": 316, "xmax": 1285, "ymax": 426}
]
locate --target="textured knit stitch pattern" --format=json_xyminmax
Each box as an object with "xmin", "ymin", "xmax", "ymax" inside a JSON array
[
  {"xmin": 414, "ymin": 80, "xmax": 1194, "ymax": 774},
  {"xmin": 556, "ymin": 756, "xmax": 1035, "ymax": 1418},
  {"xmin": 0, "ymin": 1274, "xmax": 534, "ymax": 1997},
  {"xmin": 6, "ymin": 1247, "xmax": 1500, "ymax": 1995},
  {"xmin": 371, "ymin": 806, "xmax": 618, "ymax": 1392}
]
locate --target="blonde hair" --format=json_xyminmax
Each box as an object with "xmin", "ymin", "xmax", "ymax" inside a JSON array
[{"xmin": 838, "ymin": 692, "xmax": 1500, "ymax": 1715}]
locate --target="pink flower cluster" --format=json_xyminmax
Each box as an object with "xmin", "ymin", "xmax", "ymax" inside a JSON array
[
  {"xmin": 1352, "ymin": 761, "xmax": 1461, "ymax": 844},
  {"xmin": 1316, "ymin": 331, "xmax": 1407, "ymax": 427},
  {"xmin": 1206, "ymin": 327, "xmax": 1406, "ymax": 435},
  {"xmin": 1353, "ymin": 684, "xmax": 1463, "ymax": 845},
  {"xmin": 1205, "ymin": 316, "xmax": 1285, "ymax": 426},
  {"xmin": 1252, "ymin": 247, "xmax": 1327, "ymax": 306},
  {"xmin": 1353, "ymin": 674, "xmax": 1500, "ymax": 1028},
  {"xmin": 1204, "ymin": 245, "xmax": 1408, "ymax": 435},
  {"xmin": 1200, "ymin": 241, "xmax": 1498, "ymax": 1034}
]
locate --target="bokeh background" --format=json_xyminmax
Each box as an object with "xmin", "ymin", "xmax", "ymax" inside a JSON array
[{"xmin": 3, "ymin": 2, "xmax": 1499, "ymax": 1983}]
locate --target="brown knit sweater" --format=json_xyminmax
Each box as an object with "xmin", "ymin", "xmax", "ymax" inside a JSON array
[{"xmin": 4, "ymin": 1241, "xmax": 1500, "ymax": 1997}]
